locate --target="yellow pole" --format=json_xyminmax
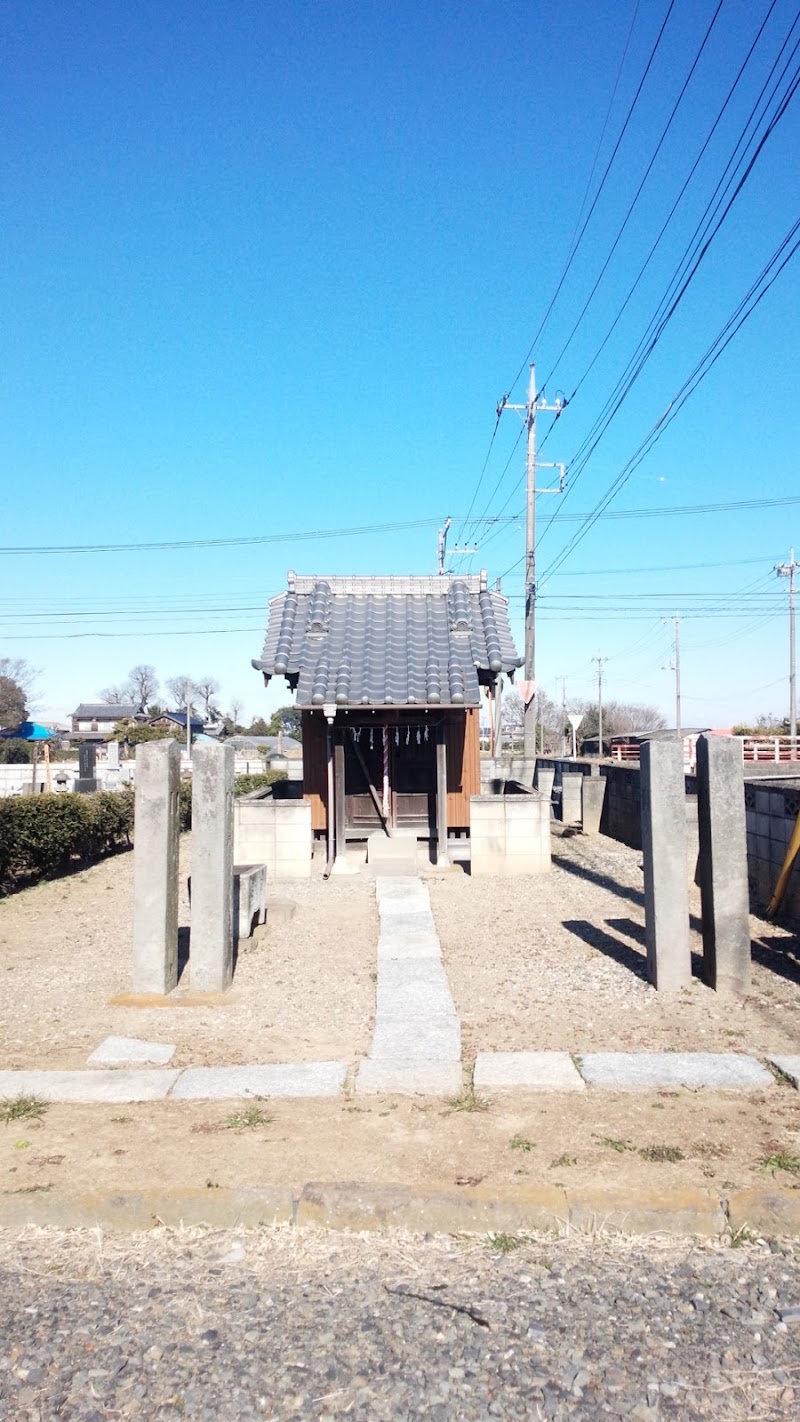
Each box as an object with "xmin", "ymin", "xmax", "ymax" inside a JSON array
[{"xmin": 767, "ymin": 810, "xmax": 800, "ymax": 917}]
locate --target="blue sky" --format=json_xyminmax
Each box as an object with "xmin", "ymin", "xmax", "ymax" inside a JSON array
[{"xmin": 2, "ymin": 0, "xmax": 799, "ymax": 729}]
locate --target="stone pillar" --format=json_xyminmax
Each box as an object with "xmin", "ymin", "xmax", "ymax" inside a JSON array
[
  {"xmin": 696, "ymin": 733, "xmax": 751, "ymax": 994},
  {"xmin": 132, "ymin": 738, "xmax": 181, "ymax": 995},
  {"xmin": 581, "ymin": 776, "xmax": 607, "ymax": 834},
  {"xmin": 191, "ymin": 740, "xmax": 235, "ymax": 992},
  {"xmin": 640, "ymin": 738, "xmax": 691, "ymax": 991},
  {"xmin": 561, "ymin": 772, "xmax": 583, "ymax": 826},
  {"xmin": 535, "ymin": 763, "xmax": 555, "ymax": 802}
]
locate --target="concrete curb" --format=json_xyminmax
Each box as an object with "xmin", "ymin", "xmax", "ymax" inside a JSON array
[{"xmin": 2, "ymin": 1182, "xmax": 799, "ymax": 1238}]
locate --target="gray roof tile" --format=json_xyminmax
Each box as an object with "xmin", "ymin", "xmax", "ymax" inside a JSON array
[{"xmin": 253, "ymin": 573, "xmax": 521, "ymax": 708}]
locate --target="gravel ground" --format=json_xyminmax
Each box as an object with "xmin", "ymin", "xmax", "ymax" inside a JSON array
[
  {"xmin": 0, "ymin": 837, "xmax": 377, "ymax": 1070},
  {"xmin": 430, "ymin": 832, "xmax": 800, "ymax": 1060},
  {"xmin": 1, "ymin": 1227, "xmax": 799, "ymax": 1420},
  {"xmin": 0, "ymin": 828, "xmax": 797, "ymax": 1074}
]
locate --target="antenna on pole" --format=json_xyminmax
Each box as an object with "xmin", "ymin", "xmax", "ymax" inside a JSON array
[{"xmin": 437, "ymin": 517, "xmax": 452, "ymax": 575}]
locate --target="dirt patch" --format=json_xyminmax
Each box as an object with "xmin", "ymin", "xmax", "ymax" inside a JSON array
[
  {"xmin": 0, "ymin": 826, "xmax": 798, "ymax": 1207},
  {"xmin": 1, "ymin": 1088, "xmax": 799, "ymax": 1201},
  {"xmin": 0, "ymin": 836, "xmax": 376, "ymax": 1070},
  {"xmin": 430, "ymin": 833, "xmax": 800, "ymax": 1060}
]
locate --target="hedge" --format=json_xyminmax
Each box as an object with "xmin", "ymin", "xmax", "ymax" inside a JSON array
[
  {"xmin": 0, "ymin": 790, "xmax": 135, "ymax": 888},
  {"xmin": 0, "ymin": 770, "xmax": 289, "ymax": 889}
]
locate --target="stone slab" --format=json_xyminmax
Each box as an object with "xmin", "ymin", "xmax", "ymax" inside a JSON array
[
  {"xmin": 296, "ymin": 1182, "xmax": 568, "ymax": 1234},
  {"xmin": 376, "ymin": 931, "xmax": 442, "ymax": 961},
  {"xmin": 376, "ymin": 979, "xmax": 455, "ymax": 1020},
  {"xmin": 376, "ymin": 908, "xmax": 435, "ymax": 934},
  {"xmin": 0, "ymin": 1188, "xmax": 295, "ymax": 1231},
  {"xmin": 568, "ymin": 1187, "xmax": 725, "ymax": 1237},
  {"xmin": 0, "ymin": 1069, "xmax": 179, "ymax": 1103},
  {"xmin": 578, "ymin": 1052, "xmax": 773, "ymax": 1090},
  {"xmin": 473, "ymin": 1051, "xmax": 585, "ymax": 1091},
  {"xmin": 355, "ymin": 1059, "xmax": 463, "ymax": 1096},
  {"xmin": 370, "ymin": 1014, "xmax": 461, "ymax": 1062},
  {"xmin": 375, "ymin": 875, "xmax": 426, "ymax": 897},
  {"xmin": 169, "ymin": 1062, "xmax": 347, "ymax": 1100},
  {"xmin": 766, "ymin": 1055, "xmax": 800, "ymax": 1088},
  {"xmin": 87, "ymin": 1036, "xmax": 176, "ymax": 1066}
]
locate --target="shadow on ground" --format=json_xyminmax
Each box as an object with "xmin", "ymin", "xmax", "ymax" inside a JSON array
[
  {"xmin": 564, "ymin": 917, "xmax": 707, "ymax": 984},
  {"xmin": 752, "ymin": 933, "xmax": 800, "ymax": 987}
]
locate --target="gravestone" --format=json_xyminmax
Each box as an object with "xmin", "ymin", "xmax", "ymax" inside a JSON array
[
  {"xmin": 640, "ymin": 738, "xmax": 691, "ymax": 991},
  {"xmin": 190, "ymin": 740, "xmax": 235, "ymax": 992},
  {"xmin": 132, "ymin": 738, "xmax": 181, "ymax": 995},
  {"xmin": 75, "ymin": 742, "xmax": 97, "ymax": 794},
  {"xmin": 696, "ymin": 733, "xmax": 751, "ymax": 994}
]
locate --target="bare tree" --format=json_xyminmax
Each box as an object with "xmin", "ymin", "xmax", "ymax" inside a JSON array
[
  {"xmin": 0, "ymin": 658, "xmax": 38, "ymax": 696},
  {"xmin": 166, "ymin": 675, "xmax": 199, "ymax": 714},
  {"xmin": 97, "ymin": 683, "xmax": 132, "ymax": 704},
  {"xmin": 195, "ymin": 675, "xmax": 220, "ymax": 719},
  {"xmin": 128, "ymin": 664, "xmax": 159, "ymax": 709},
  {"xmin": 227, "ymin": 697, "xmax": 244, "ymax": 732}
]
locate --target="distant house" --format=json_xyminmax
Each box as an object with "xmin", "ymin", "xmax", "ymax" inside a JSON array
[
  {"xmin": 69, "ymin": 702, "xmax": 142, "ymax": 743},
  {"xmin": 148, "ymin": 710, "xmax": 205, "ymax": 736},
  {"xmin": 252, "ymin": 570, "xmax": 521, "ymax": 852}
]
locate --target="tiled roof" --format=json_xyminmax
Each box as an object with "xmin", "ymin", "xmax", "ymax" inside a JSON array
[
  {"xmin": 252, "ymin": 572, "xmax": 522, "ymax": 708},
  {"xmin": 73, "ymin": 703, "xmax": 138, "ymax": 720}
]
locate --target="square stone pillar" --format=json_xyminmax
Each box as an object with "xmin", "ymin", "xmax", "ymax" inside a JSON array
[
  {"xmin": 132, "ymin": 739, "xmax": 181, "ymax": 995},
  {"xmin": 696, "ymin": 733, "xmax": 751, "ymax": 994},
  {"xmin": 581, "ymin": 775, "xmax": 607, "ymax": 834},
  {"xmin": 641, "ymin": 738, "xmax": 691, "ymax": 991},
  {"xmin": 191, "ymin": 740, "xmax": 235, "ymax": 992},
  {"xmin": 561, "ymin": 772, "xmax": 583, "ymax": 826}
]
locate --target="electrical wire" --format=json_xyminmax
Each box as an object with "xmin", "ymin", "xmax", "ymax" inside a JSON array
[
  {"xmin": 538, "ymin": 0, "xmax": 726, "ymax": 388},
  {"xmin": 534, "ymin": 213, "xmax": 800, "ymax": 585},
  {"xmin": 505, "ymin": 0, "xmax": 676, "ymax": 399}
]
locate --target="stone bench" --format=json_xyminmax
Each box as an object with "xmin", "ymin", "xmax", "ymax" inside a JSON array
[{"xmin": 233, "ymin": 863, "xmax": 267, "ymax": 942}]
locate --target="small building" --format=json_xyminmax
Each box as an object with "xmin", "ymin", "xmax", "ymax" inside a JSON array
[
  {"xmin": 252, "ymin": 571, "xmax": 521, "ymax": 854},
  {"xmin": 69, "ymin": 702, "xmax": 141, "ymax": 743},
  {"xmin": 148, "ymin": 710, "xmax": 206, "ymax": 737}
]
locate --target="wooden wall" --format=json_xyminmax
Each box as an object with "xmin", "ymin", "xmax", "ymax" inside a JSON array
[
  {"xmin": 301, "ymin": 711, "xmax": 328, "ymax": 832},
  {"xmin": 302, "ymin": 706, "xmax": 479, "ymax": 833},
  {"xmin": 446, "ymin": 707, "xmax": 479, "ymax": 829}
]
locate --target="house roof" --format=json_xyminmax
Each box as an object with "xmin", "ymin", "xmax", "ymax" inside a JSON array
[
  {"xmin": 72, "ymin": 703, "xmax": 138, "ymax": 720},
  {"xmin": 153, "ymin": 710, "xmax": 205, "ymax": 731},
  {"xmin": 252, "ymin": 572, "xmax": 522, "ymax": 709}
]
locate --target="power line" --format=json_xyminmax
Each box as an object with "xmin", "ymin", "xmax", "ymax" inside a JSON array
[
  {"xmin": 535, "ymin": 11, "xmax": 800, "ymax": 544},
  {"xmin": 535, "ymin": 214, "xmax": 800, "ymax": 585},
  {"xmin": 504, "ymin": 0, "xmax": 676, "ymax": 398},
  {"xmin": 538, "ymin": 0, "xmax": 726, "ymax": 388}
]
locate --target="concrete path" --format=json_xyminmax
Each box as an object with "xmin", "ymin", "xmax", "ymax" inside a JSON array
[{"xmin": 355, "ymin": 876, "xmax": 462, "ymax": 1095}]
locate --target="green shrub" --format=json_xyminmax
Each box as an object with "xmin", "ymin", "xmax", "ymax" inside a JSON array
[
  {"xmin": 233, "ymin": 770, "xmax": 288, "ymax": 797},
  {"xmin": 0, "ymin": 790, "xmax": 134, "ymax": 889},
  {"xmin": 0, "ymin": 739, "xmax": 33, "ymax": 764},
  {"xmin": 178, "ymin": 779, "xmax": 192, "ymax": 831}
]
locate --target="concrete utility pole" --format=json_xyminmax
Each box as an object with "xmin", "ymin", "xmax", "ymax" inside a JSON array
[
  {"xmin": 776, "ymin": 549, "xmax": 797, "ymax": 746},
  {"xmin": 497, "ymin": 364, "xmax": 565, "ymax": 762},
  {"xmin": 558, "ymin": 675, "xmax": 568, "ymax": 757},
  {"xmin": 592, "ymin": 656, "xmax": 608, "ymax": 754},
  {"xmin": 674, "ymin": 613, "xmax": 682, "ymax": 742}
]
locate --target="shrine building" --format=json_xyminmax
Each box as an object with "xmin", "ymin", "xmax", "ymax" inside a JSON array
[{"xmin": 252, "ymin": 571, "xmax": 522, "ymax": 858}]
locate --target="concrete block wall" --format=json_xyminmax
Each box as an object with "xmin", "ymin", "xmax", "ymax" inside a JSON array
[
  {"xmin": 469, "ymin": 793, "xmax": 551, "ymax": 876},
  {"xmin": 745, "ymin": 780, "xmax": 800, "ymax": 918},
  {"xmin": 233, "ymin": 796, "xmax": 312, "ymax": 880}
]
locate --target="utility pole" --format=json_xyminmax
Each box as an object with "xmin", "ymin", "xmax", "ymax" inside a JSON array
[
  {"xmin": 777, "ymin": 548, "xmax": 797, "ymax": 746},
  {"xmin": 674, "ymin": 613, "xmax": 682, "ymax": 742},
  {"xmin": 497, "ymin": 364, "xmax": 565, "ymax": 763},
  {"xmin": 592, "ymin": 656, "xmax": 608, "ymax": 755},
  {"xmin": 557, "ymin": 675, "xmax": 568, "ymax": 757}
]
